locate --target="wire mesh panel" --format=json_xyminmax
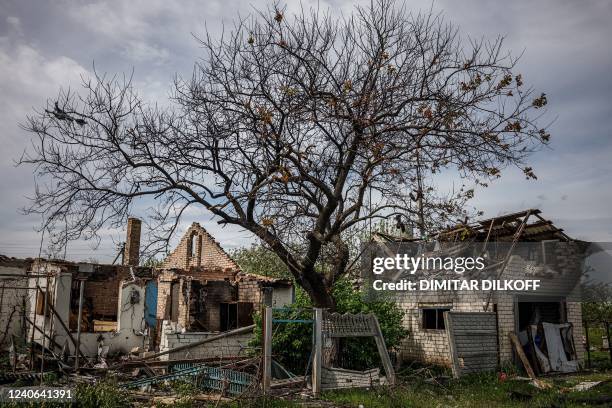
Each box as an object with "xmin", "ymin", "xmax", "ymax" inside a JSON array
[
  {"xmin": 322, "ymin": 312, "xmax": 377, "ymax": 337},
  {"xmin": 123, "ymin": 363, "xmax": 255, "ymax": 395}
]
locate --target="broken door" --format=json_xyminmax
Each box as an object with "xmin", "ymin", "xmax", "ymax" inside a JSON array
[{"xmin": 445, "ymin": 312, "xmax": 498, "ymax": 377}]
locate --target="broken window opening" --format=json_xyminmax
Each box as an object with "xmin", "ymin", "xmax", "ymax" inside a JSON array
[
  {"xmin": 422, "ymin": 307, "xmax": 451, "ymax": 330},
  {"xmin": 189, "ymin": 233, "xmax": 198, "ymax": 258},
  {"xmin": 189, "ymin": 280, "xmax": 208, "ymax": 330},
  {"xmin": 237, "ymin": 302, "xmax": 254, "ymax": 327},
  {"xmin": 517, "ymin": 300, "xmax": 566, "ymax": 332},
  {"xmin": 170, "ymin": 281, "xmax": 180, "ymax": 323},
  {"xmin": 220, "ymin": 302, "xmax": 238, "ymax": 331},
  {"xmin": 35, "ymin": 288, "xmax": 53, "ymax": 317},
  {"xmin": 69, "ymin": 278, "xmax": 120, "ymax": 332}
]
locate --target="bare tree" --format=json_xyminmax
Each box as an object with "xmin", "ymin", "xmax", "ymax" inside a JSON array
[{"xmin": 21, "ymin": 0, "xmax": 550, "ymax": 309}]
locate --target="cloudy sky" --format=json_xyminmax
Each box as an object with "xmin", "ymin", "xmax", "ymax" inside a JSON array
[{"xmin": 0, "ymin": 0, "xmax": 611, "ymax": 262}]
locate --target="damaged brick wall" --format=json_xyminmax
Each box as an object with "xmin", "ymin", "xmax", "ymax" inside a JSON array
[
  {"xmin": 397, "ymin": 253, "xmax": 586, "ymax": 368},
  {"xmin": 201, "ymin": 280, "xmax": 236, "ymax": 332},
  {"xmin": 83, "ymin": 280, "xmax": 120, "ymax": 318},
  {"xmin": 189, "ymin": 267, "xmax": 236, "ymax": 282},
  {"xmin": 397, "ymin": 294, "xmax": 485, "ymax": 367},
  {"xmin": 156, "ymin": 270, "xmax": 191, "ymax": 329},
  {"xmin": 238, "ymin": 280, "xmax": 262, "ymax": 304},
  {"xmin": 161, "ymin": 223, "xmax": 239, "ymax": 271}
]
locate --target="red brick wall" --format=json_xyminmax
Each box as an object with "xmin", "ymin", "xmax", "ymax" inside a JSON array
[
  {"xmin": 84, "ymin": 280, "xmax": 119, "ymax": 318},
  {"xmin": 123, "ymin": 218, "xmax": 141, "ymax": 266},
  {"xmin": 161, "ymin": 223, "xmax": 239, "ymax": 271}
]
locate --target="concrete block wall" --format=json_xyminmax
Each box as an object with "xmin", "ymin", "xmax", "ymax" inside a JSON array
[
  {"xmin": 321, "ymin": 367, "xmax": 381, "ymax": 390},
  {"xmin": 567, "ymin": 301, "xmax": 585, "ymax": 362},
  {"xmin": 396, "ymin": 291, "xmax": 487, "ymax": 367},
  {"xmin": 159, "ymin": 320, "xmax": 252, "ymax": 360}
]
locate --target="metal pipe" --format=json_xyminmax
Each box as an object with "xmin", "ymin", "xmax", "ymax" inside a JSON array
[
  {"xmin": 74, "ymin": 279, "xmax": 85, "ymax": 371},
  {"xmin": 138, "ymin": 324, "xmax": 255, "ymax": 361},
  {"xmin": 585, "ymin": 320, "xmax": 591, "ymax": 368},
  {"xmin": 40, "ymin": 275, "xmax": 50, "ymax": 383},
  {"xmin": 29, "ymin": 274, "xmax": 41, "ymax": 369},
  {"xmin": 606, "ymin": 321, "xmax": 612, "ymax": 364}
]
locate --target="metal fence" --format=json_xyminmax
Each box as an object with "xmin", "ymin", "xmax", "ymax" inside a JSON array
[{"xmin": 583, "ymin": 320, "xmax": 612, "ymax": 369}]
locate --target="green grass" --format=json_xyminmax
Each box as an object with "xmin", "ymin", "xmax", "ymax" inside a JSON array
[
  {"xmin": 321, "ymin": 372, "xmax": 612, "ymax": 408},
  {"xmin": 3, "ymin": 370, "xmax": 610, "ymax": 407},
  {"xmin": 219, "ymin": 371, "xmax": 612, "ymax": 408}
]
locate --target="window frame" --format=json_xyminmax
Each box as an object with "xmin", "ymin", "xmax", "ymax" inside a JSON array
[{"xmin": 421, "ymin": 306, "xmax": 451, "ymax": 331}]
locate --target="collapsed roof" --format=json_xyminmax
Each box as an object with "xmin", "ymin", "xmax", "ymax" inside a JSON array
[
  {"xmin": 436, "ymin": 209, "xmax": 571, "ymax": 242},
  {"xmin": 373, "ymin": 209, "xmax": 573, "ymax": 243}
]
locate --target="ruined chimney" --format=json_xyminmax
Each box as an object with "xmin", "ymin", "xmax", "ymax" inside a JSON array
[{"xmin": 123, "ymin": 218, "xmax": 141, "ymax": 266}]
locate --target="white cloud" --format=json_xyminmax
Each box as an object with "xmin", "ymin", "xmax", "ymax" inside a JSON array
[
  {"xmin": 0, "ymin": 32, "xmax": 90, "ymax": 258},
  {"xmin": 1, "ymin": 0, "xmax": 612, "ymax": 260}
]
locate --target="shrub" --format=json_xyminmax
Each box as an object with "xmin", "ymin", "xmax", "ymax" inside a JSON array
[
  {"xmin": 251, "ymin": 279, "xmax": 407, "ymax": 374},
  {"xmin": 75, "ymin": 380, "xmax": 130, "ymax": 408}
]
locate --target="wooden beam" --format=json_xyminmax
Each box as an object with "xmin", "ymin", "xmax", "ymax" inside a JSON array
[
  {"xmin": 371, "ymin": 315, "xmax": 396, "ymax": 385},
  {"xmin": 444, "ymin": 312, "xmax": 461, "ymax": 378},
  {"xmin": 262, "ymin": 307, "xmax": 272, "ymax": 394},
  {"xmin": 478, "ymin": 209, "xmax": 541, "ymax": 227},
  {"xmin": 23, "ymin": 315, "xmax": 62, "ymax": 351},
  {"xmin": 509, "ymin": 332, "xmax": 536, "ymax": 379}
]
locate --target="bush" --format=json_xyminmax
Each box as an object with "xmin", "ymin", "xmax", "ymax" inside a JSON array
[
  {"xmin": 75, "ymin": 380, "xmax": 131, "ymax": 408},
  {"xmin": 251, "ymin": 279, "xmax": 407, "ymax": 374}
]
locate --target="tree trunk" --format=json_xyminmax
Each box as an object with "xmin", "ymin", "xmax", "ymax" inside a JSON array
[{"xmin": 301, "ymin": 269, "xmax": 336, "ymax": 311}]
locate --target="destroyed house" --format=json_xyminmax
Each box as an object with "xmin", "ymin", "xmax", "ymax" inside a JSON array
[
  {"xmin": 25, "ymin": 259, "xmax": 153, "ymax": 357},
  {"xmin": 155, "ymin": 222, "xmax": 293, "ymax": 335},
  {"xmin": 378, "ymin": 209, "xmax": 587, "ymax": 375},
  {"xmin": 1, "ymin": 218, "xmax": 293, "ymax": 359}
]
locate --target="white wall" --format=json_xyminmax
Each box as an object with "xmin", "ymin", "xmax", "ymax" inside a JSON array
[
  {"xmin": 27, "ymin": 270, "xmax": 149, "ymax": 358},
  {"xmin": 0, "ymin": 265, "xmax": 29, "ymax": 346},
  {"xmin": 272, "ymin": 286, "xmax": 294, "ymax": 307},
  {"xmin": 57, "ymin": 281, "xmax": 148, "ymax": 357}
]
